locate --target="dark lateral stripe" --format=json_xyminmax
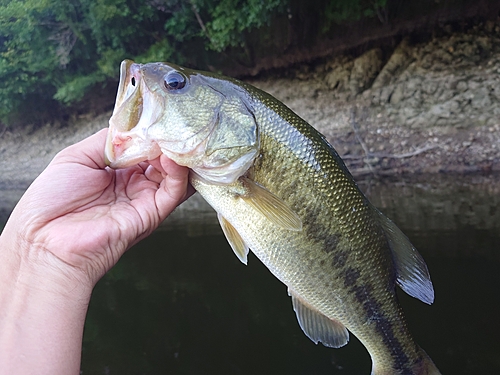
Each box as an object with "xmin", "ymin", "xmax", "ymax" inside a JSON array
[
  {"xmin": 332, "ymin": 250, "xmax": 348, "ymax": 267},
  {"xmin": 350, "ymin": 283, "xmax": 412, "ymax": 373},
  {"xmin": 344, "ymin": 268, "xmax": 360, "ymax": 287}
]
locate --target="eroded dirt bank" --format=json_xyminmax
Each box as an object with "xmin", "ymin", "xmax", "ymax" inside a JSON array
[
  {"xmin": 1, "ymin": 20, "xmax": 499, "ymax": 215},
  {"xmin": 249, "ymin": 20, "xmax": 500, "ymax": 176}
]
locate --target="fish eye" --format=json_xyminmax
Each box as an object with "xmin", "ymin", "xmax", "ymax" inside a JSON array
[
  {"xmin": 164, "ymin": 71, "xmax": 187, "ymax": 91},
  {"xmin": 131, "ymin": 77, "xmax": 136, "ymax": 86}
]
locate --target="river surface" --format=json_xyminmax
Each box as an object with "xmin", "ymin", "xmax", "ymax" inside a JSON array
[{"xmin": 1, "ymin": 174, "xmax": 499, "ymax": 374}]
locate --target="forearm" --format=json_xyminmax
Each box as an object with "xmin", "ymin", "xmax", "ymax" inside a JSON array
[{"xmin": 0, "ymin": 228, "xmax": 92, "ymax": 375}]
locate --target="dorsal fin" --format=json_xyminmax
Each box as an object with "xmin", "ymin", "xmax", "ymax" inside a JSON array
[
  {"xmin": 376, "ymin": 209, "xmax": 435, "ymax": 304},
  {"xmin": 289, "ymin": 290, "xmax": 349, "ymax": 348},
  {"xmin": 217, "ymin": 213, "xmax": 249, "ymax": 265}
]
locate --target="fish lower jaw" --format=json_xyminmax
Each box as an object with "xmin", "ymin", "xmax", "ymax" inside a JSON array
[
  {"xmin": 108, "ymin": 156, "xmax": 147, "ymax": 169},
  {"xmin": 106, "ymin": 135, "xmax": 162, "ymax": 169}
]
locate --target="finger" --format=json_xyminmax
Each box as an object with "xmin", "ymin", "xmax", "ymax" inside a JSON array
[
  {"xmin": 138, "ymin": 161, "xmax": 150, "ymax": 172},
  {"xmin": 160, "ymin": 155, "xmax": 196, "ymax": 203},
  {"xmin": 154, "ymin": 156, "xmax": 191, "ymax": 218},
  {"xmin": 54, "ymin": 128, "xmax": 109, "ymax": 169},
  {"xmin": 144, "ymin": 165, "xmax": 163, "ymax": 183},
  {"xmin": 160, "ymin": 155, "xmax": 188, "ymax": 182},
  {"xmin": 147, "ymin": 157, "xmax": 166, "ymax": 177}
]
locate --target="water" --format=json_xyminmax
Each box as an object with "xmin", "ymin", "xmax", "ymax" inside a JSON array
[
  {"xmin": 2, "ymin": 174, "xmax": 499, "ymax": 374},
  {"xmin": 80, "ymin": 174, "xmax": 500, "ymax": 375}
]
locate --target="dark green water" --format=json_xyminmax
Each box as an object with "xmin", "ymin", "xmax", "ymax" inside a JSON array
[
  {"xmin": 2, "ymin": 174, "xmax": 499, "ymax": 374},
  {"xmin": 79, "ymin": 174, "xmax": 500, "ymax": 375}
]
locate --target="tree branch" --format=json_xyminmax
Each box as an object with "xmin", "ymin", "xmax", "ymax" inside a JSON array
[{"xmin": 189, "ymin": 0, "xmax": 210, "ymax": 40}]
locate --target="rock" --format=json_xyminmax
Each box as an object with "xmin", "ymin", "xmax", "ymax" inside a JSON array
[
  {"xmin": 468, "ymin": 80, "xmax": 481, "ymax": 91},
  {"xmin": 379, "ymin": 86, "xmax": 393, "ymax": 104},
  {"xmin": 325, "ymin": 60, "xmax": 352, "ymax": 91},
  {"xmin": 438, "ymin": 87, "xmax": 455, "ymax": 102},
  {"xmin": 422, "ymin": 80, "xmax": 438, "ymax": 95},
  {"xmin": 456, "ymin": 80, "xmax": 468, "ymax": 92},
  {"xmin": 349, "ymin": 48, "xmax": 384, "ymax": 95},
  {"xmin": 372, "ymin": 38, "xmax": 412, "ymax": 89},
  {"xmin": 491, "ymin": 85, "xmax": 500, "ymax": 101},
  {"xmin": 430, "ymin": 100, "xmax": 460, "ymax": 119},
  {"xmin": 390, "ymin": 85, "xmax": 404, "ymax": 105},
  {"xmin": 477, "ymin": 36, "xmax": 492, "ymax": 54},
  {"xmin": 471, "ymin": 87, "xmax": 492, "ymax": 109}
]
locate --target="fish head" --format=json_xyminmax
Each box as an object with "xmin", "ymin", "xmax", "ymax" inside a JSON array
[{"xmin": 105, "ymin": 60, "xmax": 259, "ymax": 184}]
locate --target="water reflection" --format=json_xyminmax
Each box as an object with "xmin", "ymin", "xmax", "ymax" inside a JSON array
[{"xmin": 1, "ymin": 174, "xmax": 499, "ymax": 374}]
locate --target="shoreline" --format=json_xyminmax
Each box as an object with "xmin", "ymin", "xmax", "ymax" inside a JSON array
[{"xmin": 1, "ymin": 21, "xmax": 499, "ymax": 218}]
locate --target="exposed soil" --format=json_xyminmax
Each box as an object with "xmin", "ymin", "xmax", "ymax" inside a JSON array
[
  {"xmin": 248, "ymin": 19, "xmax": 500, "ymax": 177},
  {"xmin": 1, "ymin": 19, "xmax": 499, "ymax": 214}
]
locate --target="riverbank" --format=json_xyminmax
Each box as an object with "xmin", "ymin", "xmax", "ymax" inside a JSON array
[
  {"xmin": 1, "ymin": 19, "xmax": 499, "ymax": 217},
  {"xmin": 249, "ymin": 19, "xmax": 500, "ymax": 176}
]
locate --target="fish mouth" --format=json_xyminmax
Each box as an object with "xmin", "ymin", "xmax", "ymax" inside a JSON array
[
  {"xmin": 105, "ymin": 60, "xmax": 223, "ymax": 170},
  {"xmin": 105, "ymin": 60, "xmax": 163, "ymax": 168}
]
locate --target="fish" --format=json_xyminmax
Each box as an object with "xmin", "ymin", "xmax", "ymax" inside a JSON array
[{"xmin": 105, "ymin": 59, "xmax": 441, "ymax": 375}]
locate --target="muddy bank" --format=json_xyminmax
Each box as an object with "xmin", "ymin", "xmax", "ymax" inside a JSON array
[
  {"xmin": 1, "ymin": 20, "xmax": 499, "ymax": 216},
  {"xmin": 249, "ymin": 19, "xmax": 500, "ymax": 176}
]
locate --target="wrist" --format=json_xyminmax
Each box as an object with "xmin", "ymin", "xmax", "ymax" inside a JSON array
[
  {"xmin": 0, "ymin": 225, "xmax": 92, "ymax": 375},
  {"xmin": 0, "ymin": 224, "xmax": 94, "ymax": 301}
]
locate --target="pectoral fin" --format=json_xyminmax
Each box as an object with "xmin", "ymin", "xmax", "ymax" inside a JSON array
[
  {"xmin": 241, "ymin": 177, "xmax": 302, "ymax": 231},
  {"xmin": 377, "ymin": 209, "xmax": 435, "ymax": 305},
  {"xmin": 289, "ymin": 290, "xmax": 349, "ymax": 348},
  {"xmin": 218, "ymin": 213, "xmax": 249, "ymax": 265}
]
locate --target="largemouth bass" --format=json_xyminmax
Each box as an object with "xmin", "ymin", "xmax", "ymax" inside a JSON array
[{"xmin": 105, "ymin": 60, "xmax": 441, "ymax": 375}]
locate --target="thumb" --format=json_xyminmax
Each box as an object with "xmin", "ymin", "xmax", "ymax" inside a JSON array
[{"xmin": 154, "ymin": 155, "xmax": 192, "ymax": 218}]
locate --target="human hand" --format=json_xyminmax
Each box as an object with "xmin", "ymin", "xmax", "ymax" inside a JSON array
[
  {"xmin": 2, "ymin": 128, "xmax": 193, "ymax": 289},
  {"xmin": 0, "ymin": 128, "xmax": 193, "ymax": 374}
]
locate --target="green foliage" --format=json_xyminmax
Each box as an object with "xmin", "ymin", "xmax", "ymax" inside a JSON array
[
  {"xmin": 324, "ymin": 0, "xmax": 387, "ymax": 26},
  {"xmin": 0, "ymin": 0, "xmax": 56, "ymax": 122},
  {"xmin": 203, "ymin": 0, "xmax": 285, "ymax": 51},
  {"xmin": 0, "ymin": 0, "xmax": 387, "ymax": 125},
  {"xmin": 53, "ymin": 73, "xmax": 104, "ymax": 104}
]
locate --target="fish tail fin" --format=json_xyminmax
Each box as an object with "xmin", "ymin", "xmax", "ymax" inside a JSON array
[
  {"xmin": 415, "ymin": 348, "xmax": 441, "ymax": 375},
  {"xmin": 371, "ymin": 347, "xmax": 441, "ymax": 375}
]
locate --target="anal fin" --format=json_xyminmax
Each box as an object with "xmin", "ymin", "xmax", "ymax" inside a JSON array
[{"xmin": 289, "ymin": 290, "xmax": 349, "ymax": 348}]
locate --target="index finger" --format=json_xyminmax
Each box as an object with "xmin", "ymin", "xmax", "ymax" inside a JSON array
[{"xmin": 54, "ymin": 128, "xmax": 109, "ymax": 169}]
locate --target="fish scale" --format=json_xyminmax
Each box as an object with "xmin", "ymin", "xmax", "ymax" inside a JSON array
[
  {"xmin": 105, "ymin": 60, "xmax": 441, "ymax": 375},
  {"xmin": 192, "ymin": 126, "xmax": 419, "ymax": 373}
]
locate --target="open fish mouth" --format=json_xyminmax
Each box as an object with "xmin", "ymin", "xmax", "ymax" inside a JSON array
[
  {"xmin": 105, "ymin": 60, "xmax": 224, "ymax": 170},
  {"xmin": 105, "ymin": 60, "xmax": 164, "ymax": 168}
]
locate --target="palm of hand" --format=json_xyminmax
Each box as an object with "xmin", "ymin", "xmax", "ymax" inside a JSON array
[{"xmin": 10, "ymin": 129, "xmax": 190, "ymax": 285}]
